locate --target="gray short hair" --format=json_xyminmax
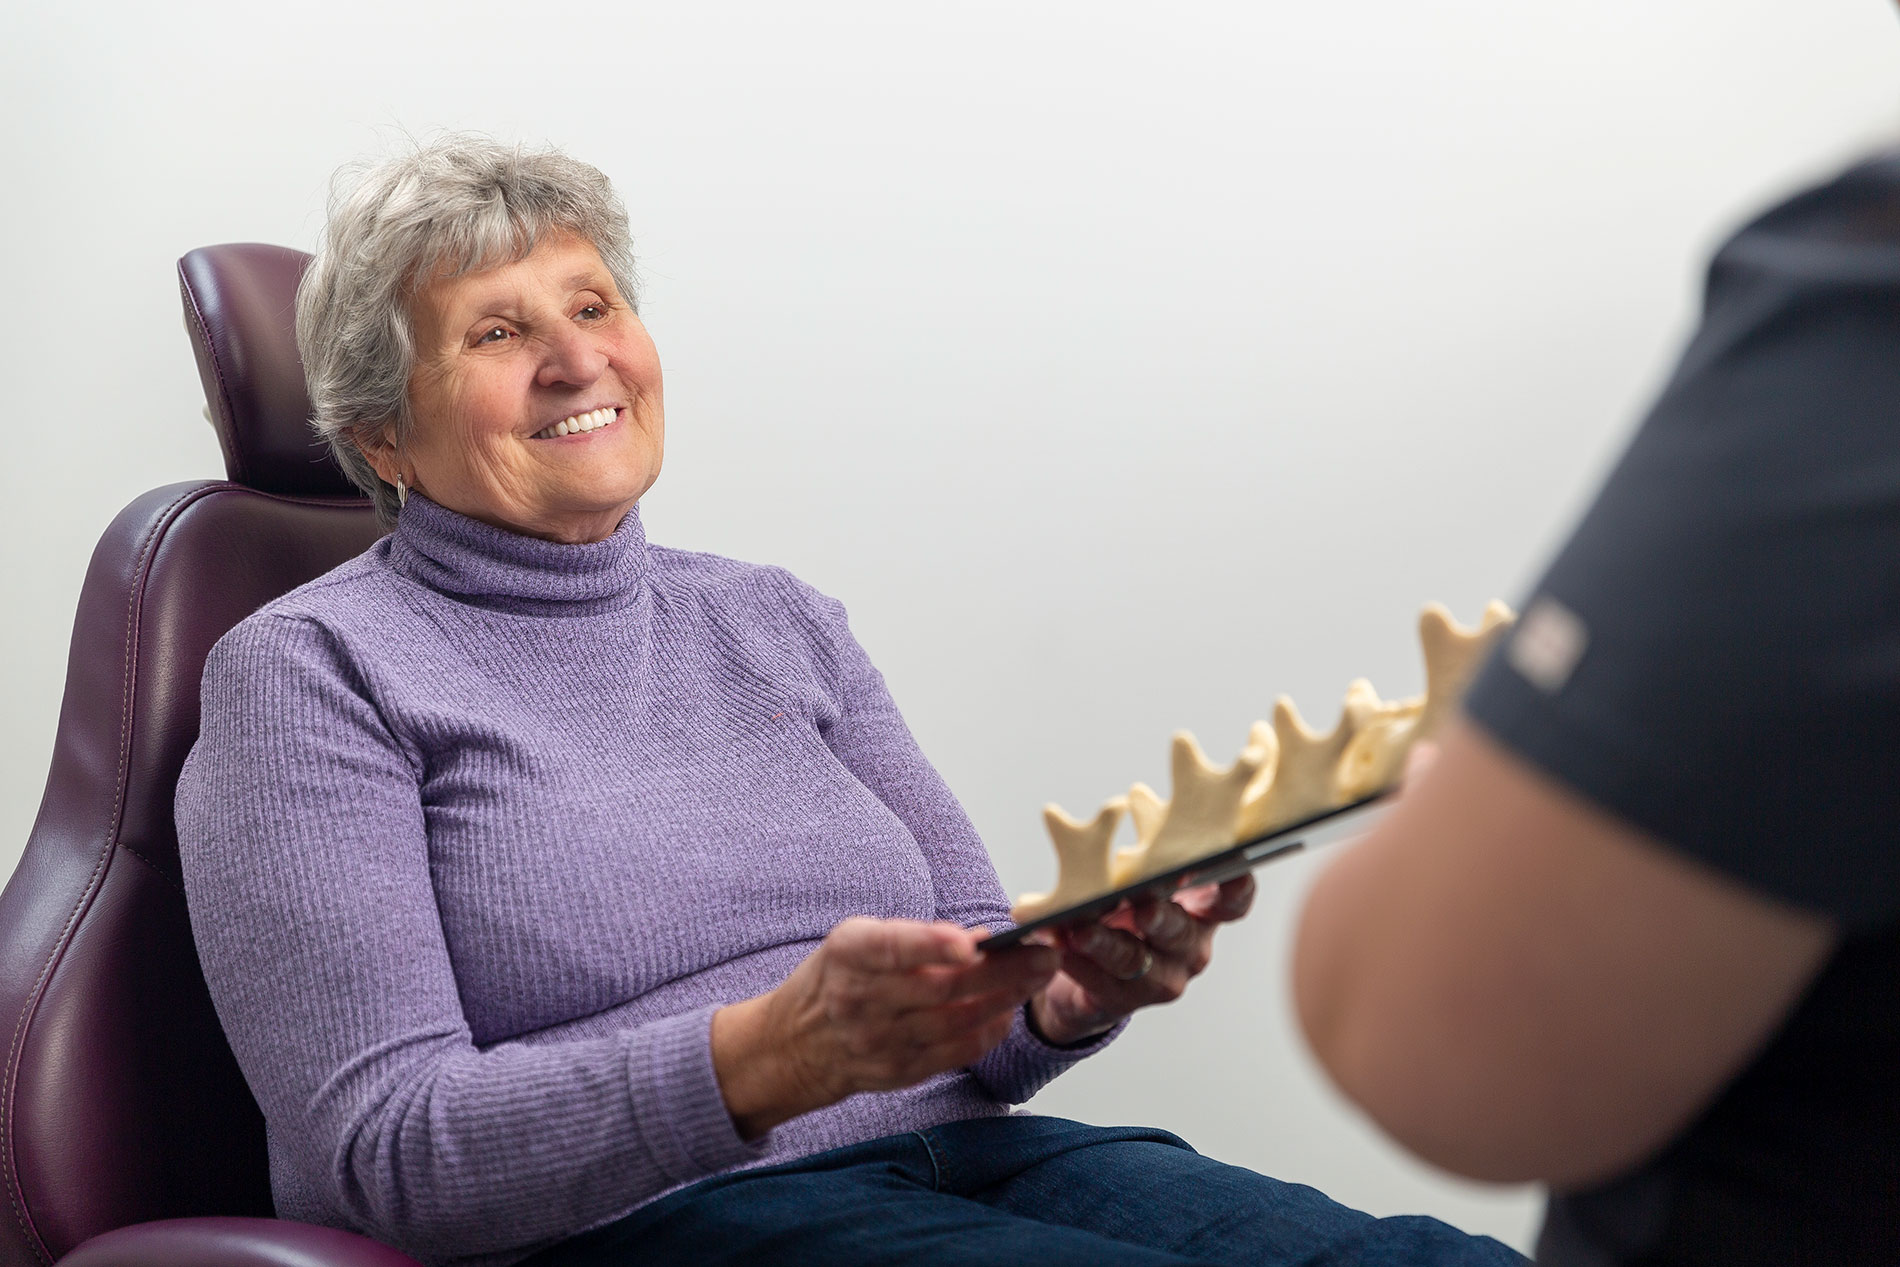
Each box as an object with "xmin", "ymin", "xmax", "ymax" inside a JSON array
[{"xmin": 296, "ymin": 135, "xmax": 639, "ymax": 525}]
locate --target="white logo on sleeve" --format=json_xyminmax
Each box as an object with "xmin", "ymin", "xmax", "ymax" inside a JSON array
[{"xmin": 1507, "ymin": 597, "xmax": 1589, "ymax": 694}]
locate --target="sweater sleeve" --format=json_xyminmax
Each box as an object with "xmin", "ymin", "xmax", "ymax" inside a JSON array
[
  {"xmin": 175, "ymin": 613, "xmax": 766, "ymax": 1263},
  {"xmin": 782, "ymin": 580, "xmax": 1123, "ymax": 1102}
]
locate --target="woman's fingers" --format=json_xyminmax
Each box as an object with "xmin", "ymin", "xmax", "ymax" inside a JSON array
[
  {"xmin": 890, "ymin": 946, "xmax": 1058, "ymax": 1014},
  {"xmin": 827, "ymin": 919, "xmax": 1058, "ymax": 997},
  {"xmin": 836, "ymin": 973, "xmax": 1043, "ymax": 1089},
  {"xmin": 1054, "ymin": 890, "xmax": 1238, "ymax": 1003},
  {"xmin": 736, "ymin": 918, "xmax": 1046, "ymax": 1123},
  {"xmin": 1175, "ymin": 874, "xmax": 1256, "ymax": 923},
  {"xmin": 876, "ymin": 1003, "xmax": 1023, "ymax": 1086},
  {"xmin": 1069, "ymin": 922, "xmax": 1176, "ymax": 988},
  {"xmin": 891, "ymin": 983, "xmax": 1040, "ymax": 1049},
  {"xmin": 827, "ymin": 916, "xmax": 979, "ymax": 973},
  {"xmin": 1058, "ymin": 928, "xmax": 1187, "ymax": 1003},
  {"xmin": 1026, "ymin": 881, "xmax": 1259, "ymax": 1045},
  {"xmin": 1128, "ymin": 898, "xmax": 1199, "ymax": 955},
  {"xmin": 792, "ymin": 918, "xmax": 1058, "ymax": 1096}
]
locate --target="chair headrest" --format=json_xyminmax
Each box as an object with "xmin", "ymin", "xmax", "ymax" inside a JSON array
[{"xmin": 178, "ymin": 244, "xmax": 359, "ymax": 498}]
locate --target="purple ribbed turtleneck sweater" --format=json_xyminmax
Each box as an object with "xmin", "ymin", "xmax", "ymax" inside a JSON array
[{"xmin": 175, "ymin": 495, "xmax": 1112, "ymax": 1266}]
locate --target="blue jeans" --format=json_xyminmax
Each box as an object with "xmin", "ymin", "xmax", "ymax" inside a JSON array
[{"xmin": 523, "ymin": 1115, "xmax": 1526, "ymax": 1266}]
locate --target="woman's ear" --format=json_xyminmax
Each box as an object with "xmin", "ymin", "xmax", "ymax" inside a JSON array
[{"xmin": 351, "ymin": 423, "xmax": 402, "ymax": 488}]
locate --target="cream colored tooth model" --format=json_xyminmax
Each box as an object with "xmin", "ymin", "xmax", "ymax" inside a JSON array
[{"xmin": 1010, "ymin": 601, "xmax": 1515, "ymax": 924}]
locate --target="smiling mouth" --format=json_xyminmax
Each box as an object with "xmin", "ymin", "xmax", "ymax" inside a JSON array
[{"xmin": 533, "ymin": 406, "xmax": 620, "ymax": 440}]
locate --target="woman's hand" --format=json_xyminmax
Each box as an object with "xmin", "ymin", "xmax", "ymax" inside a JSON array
[
  {"xmin": 1020, "ymin": 745, "xmax": 1439, "ymax": 1052},
  {"xmin": 1027, "ymin": 874, "xmax": 1256, "ymax": 1047},
  {"xmin": 712, "ymin": 918, "xmax": 1058, "ymax": 1138}
]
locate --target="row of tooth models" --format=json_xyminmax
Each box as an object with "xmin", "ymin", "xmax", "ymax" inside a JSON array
[{"xmin": 1011, "ymin": 602, "xmax": 1516, "ymax": 924}]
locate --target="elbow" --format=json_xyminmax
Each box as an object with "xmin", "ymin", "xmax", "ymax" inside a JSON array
[
  {"xmin": 1370, "ymin": 1097, "xmax": 1679, "ymax": 1190},
  {"xmin": 1295, "ymin": 989, "xmax": 1546, "ymax": 1186},
  {"xmin": 1294, "ymin": 886, "xmax": 1472, "ymax": 1177},
  {"xmin": 1291, "ymin": 858, "xmax": 1372, "ymax": 1112},
  {"xmin": 1294, "ymin": 886, "xmax": 1543, "ymax": 1186},
  {"xmin": 327, "ymin": 1126, "xmax": 460, "ymax": 1257},
  {"xmin": 1294, "ymin": 950, "xmax": 1672, "ymax": 1188},
  {"xmin": 318, "ymin": 1069, "xmax": 507, "ymax": 1259},
  {"xmin": 1292, "ymin": 926, "xmax": 1434, "ymax": 1171},
  {"xmin": 1291, "ymin": 930, "xmax": 1351, "ymax": 1098}
]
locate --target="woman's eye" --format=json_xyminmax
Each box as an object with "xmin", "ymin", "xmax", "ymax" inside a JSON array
[
  {"xmin": 576, "ymin": 305, "xmax": 605, "ymax": 321},
  {"xmin": 476, "ymin": 326, "xmax": 514, "ymax": 345}
]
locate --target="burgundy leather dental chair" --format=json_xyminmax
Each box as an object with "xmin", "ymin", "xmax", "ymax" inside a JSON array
[{"xmin": 0, "ymin": 245, "xmax": 419, "ymax": 1266}]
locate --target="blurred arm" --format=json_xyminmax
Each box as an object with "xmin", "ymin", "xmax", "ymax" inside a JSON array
[{"xmin": 1293, "ymin": 718, "xmax": 1835, "ymax": 1187}]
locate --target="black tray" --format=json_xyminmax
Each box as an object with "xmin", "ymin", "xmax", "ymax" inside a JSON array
[{"xmin": 981, "ymin": 790, "xmax": 1393, "ymax": 950}]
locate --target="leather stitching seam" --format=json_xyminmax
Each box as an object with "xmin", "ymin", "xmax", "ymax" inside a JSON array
[
  {"xmin": 117, "ymin": 845, "xmax": 186, "ymax": 900},
  {"xmin": 1, "ymin": 484, "xmax": 216, "ymax": 1263}
]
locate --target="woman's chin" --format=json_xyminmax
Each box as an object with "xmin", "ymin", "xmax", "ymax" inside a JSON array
[{"xmin": 539, "ymin": 495, "xmax": 646, "ymax": 544}]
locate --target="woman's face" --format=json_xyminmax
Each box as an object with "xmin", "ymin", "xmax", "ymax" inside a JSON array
[{"xmin": 369, "ymin": 232, "xmax": 665, "ymax": 544}]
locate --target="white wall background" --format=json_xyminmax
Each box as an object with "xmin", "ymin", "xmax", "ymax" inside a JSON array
[{"xmin": 4, "ymin": 1, "xmax": 1896, "ymax": 1253}]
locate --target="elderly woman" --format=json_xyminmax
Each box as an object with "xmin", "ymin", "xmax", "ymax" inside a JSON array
[{"xmin": 175, "ymin": 137, "xmax": 1520, "ymax": 1267}]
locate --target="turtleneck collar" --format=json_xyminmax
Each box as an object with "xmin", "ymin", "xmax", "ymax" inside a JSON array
[{"xmin": 385, "ymin": 493, "xmax": 651, "ymax": 617}]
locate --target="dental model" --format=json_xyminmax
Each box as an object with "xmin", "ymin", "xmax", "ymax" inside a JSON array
[{"xmin": 1010, "ymin": 601, "xmax": 1515, "ymax": 923}]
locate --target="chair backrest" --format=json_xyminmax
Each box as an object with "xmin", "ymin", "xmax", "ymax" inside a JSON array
[{"xmin": 0, "ymin": 245, "xmax": 384, "ymax": 1264}]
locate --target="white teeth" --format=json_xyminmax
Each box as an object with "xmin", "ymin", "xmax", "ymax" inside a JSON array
[{"xmin": 535, "ymin": 407, "xmax": 617, "ymax": 440}]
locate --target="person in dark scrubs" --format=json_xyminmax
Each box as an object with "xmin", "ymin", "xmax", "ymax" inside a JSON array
[{"xmin": 1294, "ymin": 148, "xmax": 1900, "ymax": 1266}]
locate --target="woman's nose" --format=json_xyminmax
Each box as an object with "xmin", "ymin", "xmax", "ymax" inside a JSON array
[{"xmin": 536, "ymin": 326, "xmax": 608, "ymax": 387}]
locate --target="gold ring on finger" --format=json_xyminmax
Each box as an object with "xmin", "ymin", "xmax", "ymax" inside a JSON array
[{"xmin": 1115, "ymin": 947, "xmax": 1156, "ymax": 982}]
